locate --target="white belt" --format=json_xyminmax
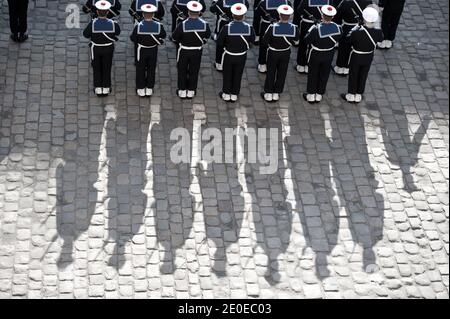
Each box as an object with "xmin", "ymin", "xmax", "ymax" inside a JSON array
[
  {"xmin": 307, "ymin": 45, "xmax": 335, "ymax": 63},
  {"xmin": 310, "ymin": 45, "xmax": 334, "ymax": 52},
  {"xmin": 351, "ymin": 48, "xmax": 374, "ymax": 55},
  {"xmin": 137, "ymin": 43, "xmax": 157, "ymax": 62},
  {"xmin": 90, "ymin": 42, "xmax": 113, "ymax": 61},
  {"xmin": 177, "ymin": 45, "xmax": 203, "ymax": 62},
  {"xmin": 268, "ymin": 46, "xmax": 290, "ymax": 52},
  {"xmin": 348, "ymin": 48, "xmax": 374, "ymax": 65},
  {"xmin": 342, "ymin": 20, "xmax": 358, "ymax": 27},
  {"xmin": 301, "ymin": 18, "xmax": 314, "ymax": 24},
  {"xmin": 220, "ymin": 49, "xmax": 247, "ymax": 67}
]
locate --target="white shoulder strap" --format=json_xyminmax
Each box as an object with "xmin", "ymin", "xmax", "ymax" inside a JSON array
[
  {"xmin": 194, "ymin": 31, "xmax": 205, "ymax": 45},
  {"xmin": 352, "ymin": 0, "xmax": 363, "ymax": 15},
  {"xmin": 240, "ymin": 35, "xmax": 250, "ymax": 50},
  {"xmin": 102, "ymin": 32, "xmax": 116, "ymax": 42},
  {"xmin": 361, "ymin": 26, "xmax": 377, "ymax": 49}
]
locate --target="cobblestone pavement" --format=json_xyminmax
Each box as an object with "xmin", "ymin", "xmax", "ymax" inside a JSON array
[{"xmin": 0, "ymin": 0, "xmax": 448, "ymax": 299}]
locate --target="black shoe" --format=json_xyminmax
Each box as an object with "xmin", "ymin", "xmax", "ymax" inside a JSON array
[
  {"xmin": 18, "ymin": 33, "xmax": 28, "ymax": 43},
  {"xmin": 10, "ymin": 33, "xmax": 19, "ymax": 42}
]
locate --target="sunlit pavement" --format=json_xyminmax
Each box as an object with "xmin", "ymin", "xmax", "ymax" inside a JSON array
[{"xmin": 0, "ymin": 0, "xmax": 448, "ymax": 298}]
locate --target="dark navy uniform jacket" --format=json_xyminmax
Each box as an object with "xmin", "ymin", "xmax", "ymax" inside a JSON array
[
  {"xmin": 83, "ymin": 18, "xmax": 121, "ymax": 44},
  {"xmin": 170, "ymin": 0, "xmax": 207, "ymax": 20},
  {"xmin": 130, "ymin": 19, "xmax": 167, "ymax": 46},
  {"xmin": 257, "ymin": 0, "xmax": 292, "ymax": 24},
  {"xmin": 83, "ymin": 0, "xmax": 122, "ymax": 19},
  {"xmin": 262, "ymin": 21, "xmax": 300, "ymax": 50},
  {"xmin": 172, "ymin": 17, "xmax": 212, "ymax": 47},
  {"xmin": 296, "ymin": 0, "xmax": 331, "ymax": 24},
  {"xmin": 334, "ymin": 0, "xmax": 372, "ymax": 26},
  {"xmin": 129, "ymin": 0, "xmax": 166, "ymax": 21},
  {"xmin": 217, "ymin": 20, "xmax": 256, "ymax": 54},
  {"xmin": 211, "ymin": 0, "xmax": 250, "ymax": 19},
  {"xmin": 346, "ymin": 24, "xmax": 383, "ymax": 63},
  {"xmin": 304, "ymin": 22, "xmax": 342, "ymax": 55}
]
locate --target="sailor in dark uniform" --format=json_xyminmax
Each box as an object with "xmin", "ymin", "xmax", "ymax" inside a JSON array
[
  {"xmin": 170, "ymin": 0, "xmax": 207, "ymax": 33},
  {"xmin": 83, "ymin": 1, "xmax": 121, "ymax": 96},
  {"xmin": 217, "ymin": 3, "xmax": 256, "ymax": 102},
  {"xmin": 262, "ymin": 5, "xmax": 300, "ymax": 102},
  {"xmin": 129, "ymin": 0, "xmax": 166, "ymax": 23},
  {"xmin": 256, "ymin": 0, "xmax": 291, "ymax": 73},
  {"xmin": 341, "ymin": 7, "xmax": 383, "ymax": 103},
  {"xmin": 378, "ymin": 0, "xmax": 405, "ymax": 49},
  {"xmin": 7, "ymin": 0, "xmax": 29, "ymax": 42},
  {"xmin": 83, "ymin": 0, "xmax": 122, "ymax": 19},
  {"xmin": 333, "ymin": 0, "xmax": 372, "ymax": 76},
  {"xmin": 303, "ymin": 5, "xmax": 342, "ymax": 103},
  {"xmin": 130, "ymin": 3, "xmax": 167, "ymax": 97},
  {"xmin": 211, "ymin": 0, "xmax": 250, "ymax": 71},
  {"xmin": 172, "ymin": 1, "xmax": 211, "ymax": 99},
  {"xmin": 295, "ymin": 0, "xmax": 332, "ymax": 74}
]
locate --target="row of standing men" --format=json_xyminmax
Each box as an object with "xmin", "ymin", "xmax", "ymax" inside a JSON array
[{"xmin": 82, "ymin": 0, "xmax": 404, "ymax": 103}]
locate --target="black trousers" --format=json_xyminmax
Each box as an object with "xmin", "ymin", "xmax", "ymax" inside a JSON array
[
  {"xmin": 336, "ymin": 24, "xmax": 354, "ymax": 68},
  {"xmin": 253, "ymin": 13, "xmax": 261, "ymax": 36},
  {"xmin": 216, "ymin": 44, "xmax": 224, "ymax": 64},
  {"xmin": 264, "ymin": 50, "xmax": 290, "ymax": 94},
  {"xmin": 7, "ymin": 0, "xmax": 29, "ymax": 35},
  {"xmin": 258, "ymin": 22, "xmax": 271, "ymax": 64},
  {"xmin": 307, "ymin": 52, "xmax": 334, "ymax": 95},
  {"xmin": 296, "ymin": 21, "xmax": 314, "ymax": 67},
  {"xmin": 348, "ymin": 59, "xmax": 372, "ymax": 95},
  {"xmin": 222, "ymin": 54, "xmax": 247, "ymax": 95},
  {"xmin": 381, "ymin": 5, "xmax": 405, "ymax": 41},
  {"xmin": 136, "ymin": 47, "xmax": 158, "ymax": 89},
  {"xmin": 92, "ymin": 45, "xmax": 114, "ymax": 88},
  {"xmin": 177, "ymin": 49, "xmax": 202, "ymax": 91}
]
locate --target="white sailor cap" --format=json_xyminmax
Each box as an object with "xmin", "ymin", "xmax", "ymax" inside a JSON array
[
  {"xmin": 362, "ymin": 7, "xmax": 379, "ymax": 23},
  {"xmin": 187, "ymin": 1, "xmax": 203, "ymax": 12},
  {"xmin": 321, "ymin": 5, "xmax": 337, "ymax": 17},
  {"xmin": 95, "ymin": 0, "xmax": 112, "ymax": 10},
  {"xmin": 231, "ymin": 3, "xmax": 247, "ymax": 16},
  {"xmin": 141, "ymin": 3, "xmax": 158, "ymax": 13},
  {"xmin": 277, "ymin": 5, "xmax": 294, "ymax": 16}
]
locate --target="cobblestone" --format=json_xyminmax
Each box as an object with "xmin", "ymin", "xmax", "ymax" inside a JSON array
[{"xmin": 0, "ymin": 0, "xmax": 448, "ymax": 299}]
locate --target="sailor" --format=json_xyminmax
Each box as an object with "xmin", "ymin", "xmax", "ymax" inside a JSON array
[
  {"xmin": 303, "ymin": 5, "xmax": 342, "ymax": 103},
  {"xmin": 295, "ymin": 0, "xmax": 331, "ymax": 74},
  {"xmin": 83, "ymin": 1, "xmax": 121, "ymax": 96},
  {"xmin": 172, "ymin": 1, "xmax": 211, "ymax": 99},
  {"xmin": 341, "ymin": 7, "xmax": 383, "ymax": 103},
  {"xmin": 7, "ymin": 0, "xmax": 29, "ymax": 43},
  {"xmin": 211, "ymin": 0, "xmax": 250, "ymax": 71},
  {"xmin": 256, "ymin": 0, "xmax": 291, "ymax": 73},
  {"xmin": 261, "ymin": 5, "xmax": 300, "ymax": 102},
  {"xmin": 378, "ymin": 0, "xmax": 405, "ymax": 49},
  {"xmin": 129, "ymin": 0, "xmax": 166, "ymax": 24},
  {"xmin": 170, "ymin": 0, "xmax": 207, "ymax": 33},
  {"xmin": 217, "ymin": 3, "xmax": 256, "ymax": 102},
  {"xmin": 83, "ymin": 0, "xmax": 122, "ymax": 19},
  {"xmin": 333, "ymin": 0, "xmax": 372, "ymax": 75},
  {"xmin": 130, "ymin": 3, "xmax": 167, "ymax": 97}
]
